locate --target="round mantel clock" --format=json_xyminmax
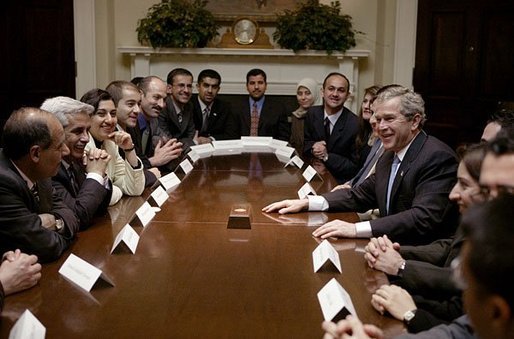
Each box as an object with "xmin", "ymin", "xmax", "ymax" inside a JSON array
[{"xmin": 232, "ymin": 18, "xmax": 259, "ymax": 45}]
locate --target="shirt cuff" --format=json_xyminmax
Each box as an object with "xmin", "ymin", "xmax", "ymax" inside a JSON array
[
  {"xmin": 308, "ymin": 195, "xmax": 329, "ymax": 211},
  {"xmin": 355, "ymin": 221, "xmax": 372, "ymax": 238},
  {"xmin": 86, "ymin": 172, "xmax": 105, "ymax": 186}
]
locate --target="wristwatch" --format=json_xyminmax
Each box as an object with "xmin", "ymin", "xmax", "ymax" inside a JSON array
[
  {"xmin": 403, "ymin": 309, "xmax": 417, "ymax": 324},
  {"xmin": 397, "ymin": 260, "xmax": 406, "ymax": 276}
]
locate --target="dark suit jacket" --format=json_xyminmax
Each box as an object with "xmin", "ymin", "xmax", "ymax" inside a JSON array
[
  {"xmin": 0, "ymin": 150, "xmax": 79, "ymax": 263},
  {"xmin": 52, "ymin": 162, "xmax": 112, "ymax": 231},
  {"xmin": 233, "ymin": 96, "xmax": 290, "ymax": 141},
  {"xmin": 303, "ymin": 106, "xmax": 359, "ymax": 183},
  {"xmin": 158, "ymin": 96, "xmax": 196, "ymax": 148},
  {"xmin": 393, "ymin": 227, "xmax": 464, "ymax": 297},
  {"xmin": 322, "ymin": 131, "xmax": 459, "ymax": 245},
  {"xmin": 192, "ymin": 96, "xmax": 239, "ymax": 140}
]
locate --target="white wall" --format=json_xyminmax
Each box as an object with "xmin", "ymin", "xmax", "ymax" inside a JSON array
[{"xmin": 75, "ymin": 0, "xmax": 415, "ymax": 103}]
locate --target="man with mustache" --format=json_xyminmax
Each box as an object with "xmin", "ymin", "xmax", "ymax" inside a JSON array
[{"xmin": 41, "ymin": 96, "xmax": 113, "ymax": 230}]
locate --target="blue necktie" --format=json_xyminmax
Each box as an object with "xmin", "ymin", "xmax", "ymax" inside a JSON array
[{"xmin": 386, "ymin": 155, "xmax": 400, "ymax": 214}]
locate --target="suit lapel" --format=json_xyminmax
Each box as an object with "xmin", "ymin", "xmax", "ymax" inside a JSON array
[
  {"xmin": 313, "ymin": 108, "xmax": 326, "ymax": 140},
  {"xmin": 327, "ymin": 109, "xmax": 348, "ymax": 149},
  {"xmin": 389, "ymin": 131, "xmax": 428, "ymax": 205}
]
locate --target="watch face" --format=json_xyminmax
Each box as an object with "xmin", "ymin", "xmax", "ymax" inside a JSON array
[{"xmin": 233, "ymin": 18, "xmax": 258, "ymax": 45}]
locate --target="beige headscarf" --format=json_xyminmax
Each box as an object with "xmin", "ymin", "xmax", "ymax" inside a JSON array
[{"xmin": 292, "ymin": 77, "xmax": 322, "ymax": 119}]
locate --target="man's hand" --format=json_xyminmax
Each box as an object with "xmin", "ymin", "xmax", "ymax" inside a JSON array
[
  {"xmin": 312, "ymin": 141, "xmax": 328, "ymax": 160},
  {"xmin": 322, "ymin": 315, "xmax": 384, "ymax": 339},
  {"xmin": 364, "ymin": 243, "xmax": 404, "ymax": 276},
  {"xmin": 0, "ymin": 251, "xmax": 41, "ymax": 295},
  {"xmin": 331, "ymin": 182, "xmax": 351, "ymax": 192},
  {"xmin": 371, "ymin": 285, "xmax": 417, "ymax": 320},
  {"xmin": 262, "ymin": 199, "xmax": 309, "ymax": 214},
  {"xmin": 312, "ymin": 220, "xmax": 357, "ymax": 239},
  {"xmin": 38, "ymin": 213, "xmax": 57, "ymax": 230},
  {"xmin": 150, "ymin": 138, "xmax": 183, "ymax": 167},
  {"xmin": 84, "ymin": 148, "xmax": 111, "ymax": 176}
]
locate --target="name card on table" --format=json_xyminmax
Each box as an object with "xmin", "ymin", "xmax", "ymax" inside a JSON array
[
  {"xmin": 212, "ymin": 140, "xmax": 243, "ymax": 156},
  {"xmin": 317, "ymin": 278, "xmax": 356, "ymax": 323},
  {"xmin": 190, "ymin": 143, "xmax": 214, "ymax": 158},
  {"xmin": 150, "ymin": 186, "xmax": 169, "ymax": 207},
  {"xmin": 179, "ymin": 159, "xmax": 194, "ymax": 175},
  {"xmin": 312, "ymin": 240, "xmax": 342, "ymax": 273},
  {"xmin": 269, "ymin": 138, "xmax": 289, "ymax": 150},
  {"xmin": 275, "ymin": 146, "xmax": 295, "ymax": 163},
  {"xmin": 298, "ymin": 182, "xmax": 317, "ymax": 199},
  {"xmin": 160, "ymin": 172, "xmax": 181, "ymax": 191},
  {"xmin": 241, "ymin": 136, "xmax": 273, "ymax": 153},
  {"xmin": 59, "ymin": 253, "xmax": 115, "ymax": 292},
  {"xmin": 9, "ymin": 309, "xmax": 46, "ymax": 339},
  {"xmin": 187, "ymin": 149, "xmax": 200, "ymax": 163},
  {"xmin": 285, "ymin": 155, "xmax": 305, "ymax": 169},
  {"xmin": 302, "ymin": 165, "xmax": 319, "ymax": 182},
  {"xmin": 111, "ymin": 224, "xmax": 140, "ymax": 254},
  {"xmin": 135, "ymin": 201, "xmax": 156, "ymax": 227}
]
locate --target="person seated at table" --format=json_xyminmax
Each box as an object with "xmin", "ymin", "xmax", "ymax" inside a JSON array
[
  {"xmin": 106, "ymin": 80, "xmax": 162, "ymax": 187},
  {"xmin": 364, "ymin": 144, "xmax": 487, "ymax": 332},
  {"xmin": 303, "ymin": 72, "xmax": 360, "ymax": 183},
  {"xmin": 0, "ymin": 250, "xmax": 42, "ymax": 312},
  {"xmin": 322, "ymin": 193, "xmax": 514, "ymax": 339},
  {"xmin": 192, "ymin": 69, "xmax": 239, "ymax": 143},
  {"xmin": 289, "ymin": 77, "xmax": 322, "ymax": 153},
  {"xmin": 80, "ymin": 89, "xmax": 145, "ymax": 205},
  {"xmin": 0, "ymin": 107, "xmax": 79, "ymax": 262},
  {"xmin": 41, "ymin": 96, "xmax": 113, "ymax": 230},
  {"xmin": 481, "ymin": 108, "xmax": 514, "ymax": 142},
  {"xmin": 263, "ymin": 85, "xmax": 459, "ymax": 245}
]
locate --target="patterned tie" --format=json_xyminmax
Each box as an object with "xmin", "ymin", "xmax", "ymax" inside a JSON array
[
  {"xmin": 201, "ymin": 106, "xmax": 210, "ymax": 133},
  {"xmin": 324, "ymin": 117, "xmax": 331, "ymax": 141},
  {"xmin": 250, "ymin": 102, "xmax": 259, "ymax": 136},
  {"xmin": 386, "ymin": 155, "xmax": 401, "ymax": 215},
  {"xmin": 177, "ymin": 112, "xmax": 183, "ymax": 126},
  {"xmin": 30, "ymin": 183, "xmax": 40, "ymax": 203},
  {"xmin": 67, "ymin": 166, "xmax": 79, "ymax": 196}
]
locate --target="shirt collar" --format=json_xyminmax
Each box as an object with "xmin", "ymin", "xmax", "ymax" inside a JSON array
[
  {"xmin": 395, "ymin": 131, "xmax": 420, "ymax": 162},
  {"xmin": 10, "ymin": 161, "xmax": 34, "ymax": 189},
  {"xmin": 249, "ymin": 96, "xmax": 265, "ymax": 112},
  {"xmin": 323, "ymin": 108, "xmax": 344, "ymax": 126}
]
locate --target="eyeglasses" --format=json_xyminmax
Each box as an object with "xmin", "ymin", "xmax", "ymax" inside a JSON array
[
  {"xmin": 479, "ymin": 185, "xmax": 514, "ymax": 198},
  {"xmin": 451, "ymin": 256, "xmax": 468, "ymax": 290}
]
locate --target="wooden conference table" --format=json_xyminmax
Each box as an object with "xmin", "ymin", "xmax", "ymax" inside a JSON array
[{"xmin": 1, "ymin": 153, "xmax": 405, "ymax": 338}]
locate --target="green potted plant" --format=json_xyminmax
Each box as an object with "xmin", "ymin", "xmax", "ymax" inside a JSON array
[
  {"xmin": 273, "ymin": 0, "xmax": 359, "ymax": 54},
  {"xmin": 136, "ymin": 0, "xmax": 220, "ymax": 48}
]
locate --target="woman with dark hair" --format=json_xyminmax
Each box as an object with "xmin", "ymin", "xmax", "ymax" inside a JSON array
[
  {"xmin": 80, "ymin": 89, "xmax": 144, "ymax": 205},
  {"xmin": 365, "ymin": 143, "xmax": 488, "ymax": 333}
]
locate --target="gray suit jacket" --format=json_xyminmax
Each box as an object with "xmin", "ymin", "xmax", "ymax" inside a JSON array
[
  {"xmin": 0, "ymin": 150, "xmax": 79, "ymax": 263},
  {"xmin": 322, "ymin": 132, "xmax": 459, "ymax": 245}
]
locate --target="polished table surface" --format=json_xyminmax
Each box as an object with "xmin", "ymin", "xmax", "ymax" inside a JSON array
[{"xmin": 1, "ymin": 153, "xmax": 405, "ymax": 338}]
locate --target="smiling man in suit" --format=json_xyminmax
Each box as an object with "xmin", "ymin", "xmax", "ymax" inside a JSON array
[
  {"xmin": 263, "ymin": 85, "xmax": 459, "ymax": 245},
  {"xmin": 192, "ymin": 69, "xmax": 239, "ymax": 143},
  {"xmin": 158, "ymin": 68, "xmax": 196, "ymax": 150},
  {"xmin": 41, "ymin": 96, "xmax": 113, "ymax": 231},
  {"xmin": 303, "ymin": 72, "xmax": 359, "ymax": 183},
  {"xmin": 234, "ymin": 68, "xmax": 290, "ymax": 141},
  {"xmin": 0, "ymin": 107, "xmax": 79, "ymax": 262}
]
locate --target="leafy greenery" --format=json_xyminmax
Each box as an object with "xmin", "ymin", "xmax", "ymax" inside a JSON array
[
  {"xmin": 273, "ymin": 0, "xmax": 358, "ymax": 54},
  {"xmin": 136, "ymin": 0, "xmax": 219, "ymax": 48}
]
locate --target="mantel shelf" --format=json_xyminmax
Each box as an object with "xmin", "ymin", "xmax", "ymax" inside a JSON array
[
  {"xmin": 118, "ymin": 46, "xmax": 371, "ymax": 59},
  {"xmin": 118, "ymin": 46, "xmax": 370, "ymax": 112}
]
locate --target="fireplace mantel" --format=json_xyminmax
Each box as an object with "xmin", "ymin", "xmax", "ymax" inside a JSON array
[{"xmin": 119, "ymin": 47, "xmax": 370, "ymax": 112}]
